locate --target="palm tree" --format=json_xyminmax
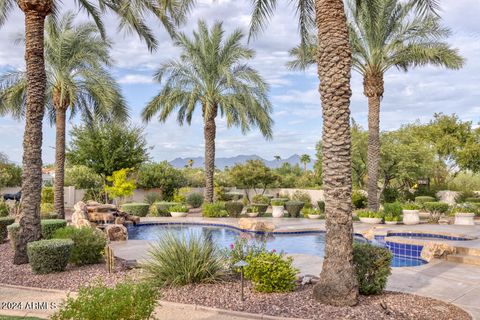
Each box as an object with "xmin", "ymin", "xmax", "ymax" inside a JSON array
[
  {"xmin": 288, "ymin": 0, "xmax": 463, "ymax": 211},
  {"xmin": 249, "ymin": 0, "xmax": 440, "ymax": 307},
  {"xmin": 300, "ymin": 154, "xmax": 311, "ymax": 172},
  {"xmin": 0, "ymin": 13, "xmax": 128, "ymax": 219},
  {"xmin": 142, "ymin": 21, "xmax": 273, "ymax": 203},
  {"xmin": 0, "ymin": 0, "xmax": 194, "ymax": 265}
]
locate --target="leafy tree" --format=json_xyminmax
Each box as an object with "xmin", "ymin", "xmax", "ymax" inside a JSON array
[
  {"xmin": 0, "ymin": 13, "xmax": 127, "ymax": 218},
  {"xmin": 182, "ymin": 168, "xmax": 205, "ymax": 188},
  {"xmin": 228, "ymin": 160, "xmax": 277, "ymax": 201},
  {"xmin": 300, "ymin": 154, "xmax": 311, "ymax": 171},
  {"xmin": 289, "ymin": 0, "xmax": 463, "ymax": 211},
  {"xmin": 136, "ymin": 162, "xmax": 186, "ymax": 201},
  {"xmin": 104, "ymin": 168, "xmax": 136, "ymax": 203},
  {"xmin": 142, "ymin": 21, "xmax": 273, "ymax": 203},
  {"xmin": 66, "ymin": 121, "xmax": 149, "ymax": 182},
  {"xmin": 0, "ymin": 0, "xmax": 195, "ymax": 265},
  {"xmin": 457, "ymin": 127, "xmax": 480, "ymax": 174},
  {"xmin": 0, "ymin": 153, "xmax": 22, "ymax": 188},
  {"xmin": 64, "ymin": 165, "xmax": 102, "ymax": 190}
]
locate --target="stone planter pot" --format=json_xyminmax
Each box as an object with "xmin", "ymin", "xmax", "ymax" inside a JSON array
[
  {"xmin": 385, "ymin": 220, "xmax": 398, "ymax": 225},
  {"xmin": 170, "ymin": 211, "xmax": 188, "ymax": 218},
  {"xmin": 359, "ymin": 217, "xmax": 382, "ymax": 224},
  {"xmin": 272, "ymin": 206, "xmax": 284, "ymax": 218},
  {"xmin": 246, "ymin": 211, "xmax": 259, "ymax": 218},
  {"xmin": 454, "ymin": 212, "xmax": 475, "ymax": 226},
  {"xmin": 402, "ymin": 210, "xmax": 420, "ymax": 225},
  {"xmin": 308, "ymin": 214, "xmax": 321, "ymax": 219}
]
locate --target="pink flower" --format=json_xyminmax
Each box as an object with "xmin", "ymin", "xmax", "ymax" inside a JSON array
[
  {"xmin": 272, "ymin": 249, "xmax": 276, "ymax": 253},
  {"xmin": 230, "ymin": 244, "xmax": 234, "ymax": 249}
]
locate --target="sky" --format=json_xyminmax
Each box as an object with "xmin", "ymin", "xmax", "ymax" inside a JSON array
[{"xmin": 0, "ymin": 0, "xmax": 479, "ymax": 165}]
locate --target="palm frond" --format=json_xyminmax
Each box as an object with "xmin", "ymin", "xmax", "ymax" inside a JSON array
[{"xmin": 0, "ymin": 0, "xmax": 14, "ymax": 26}]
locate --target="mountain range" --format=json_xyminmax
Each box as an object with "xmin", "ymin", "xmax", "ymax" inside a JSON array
[{"xmin": 169, "ymin": 154, "xmax": 315, "ymax": 170}]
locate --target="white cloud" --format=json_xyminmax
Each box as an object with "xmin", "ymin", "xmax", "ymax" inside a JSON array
[{"xmin": 117, "ymin": 74, "xmax": 154, "ymax": 84}]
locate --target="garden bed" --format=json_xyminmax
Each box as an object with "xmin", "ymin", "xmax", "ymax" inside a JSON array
[
  {"xmin": 162, "ymin": 279, "xmax": 471, "ymax": 320},
  {"xmin": 0, "ymin": 241, "xmax": 135, "ymax": 291}
]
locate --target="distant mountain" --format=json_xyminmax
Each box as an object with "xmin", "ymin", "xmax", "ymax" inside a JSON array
[{"xmin": 169, "ymin": 154, "xmax": 314, "ymax": 170}]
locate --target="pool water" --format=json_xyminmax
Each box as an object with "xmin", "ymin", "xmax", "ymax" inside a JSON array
[{"xmin": 127, "ymin": 224, "xmax": 426, "ymax": 267}]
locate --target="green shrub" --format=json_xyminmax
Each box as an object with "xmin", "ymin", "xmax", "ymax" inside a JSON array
[
  {"xmin": 245, "ymin": 251, "xmax": 297, "ymax": 293},
  {"xmin": 301, "ymin": 207, "xmax": 323, "ymax": 218},
  {"xmin": 149, "ymin": 202, "xmax": 181, "ymax": 217},
  {"xmin": 383, "ymin": 202, "xmax": 402, "ymax": 221},
  {"xmin": 317, "ymin": 200, "xmax": 325, "ymax": 212},
  {"xmin": 465, "ymin": 197, "xmax": 480, "ymax": 203},
  {"xmin": 186, "ymin": 193, "xmax": 204, "ymax": 208},
  {"xmin": 291, "ymin": 190, "xmax": 311, "ymax": 207},
  {"xmin": 40, "ymin": 203, "xmax": 55, "ymax": 215},
  {"xmin": 202, "ymin": 202, "xmax": 228, "ymax": 217},
  {"xmin": 41, "ymin": 212, "xmax": 59, "ymax": 220},
  {"xmin": 252, "ymin": 194, "xmax": 270, "ymax": 204},
  {"xmin": 51, "ymin": 280, "xmax": 158, "ymax": 320},
  {"xmin": 415, "ymin": 196, "xmax": 436, "ymax": 204},
  {"xmin": 271, "ymin": 197, "xmax": 289, "ymax": 203},
  {"xmin": 424, "ymin": 202, "xmax": 450, "ymax": 223},
  {"xmin": 357, "ymin": 211, "xmax": 383, "ymax": 219},
  {"xmin": 143, "ymin": 192, "xmax": 162, "ymax": 205},
  {"xmin": 7, "ymin": 219, "xmax": 67, "ymax": 248},
  {"xmin": 285, "ymin": 201, "xmax": 304, "ymax": 217},
  {"xmin": 143, "ymin": 232, "xmax": 224, "ymax": 287},
  {"xmin": 381, "ymin": 186, "xmax": 400, "ymax": 203},
  {"xmin": 41, "ymin": 187, "xmax": 54, "ymax": 204},
  {"xmin": 224, "ymin": 238, "xmax": 266, "ymax": 271},
  {"xmin": 455, "ymin": 190, "xmax": 477, "ymax": 203},
  {"xmin": 225, "ymin": 201, "xmax": 244, "ymax": 217},
  {"xmin": 0, "ymin": 217, "xmax": 15, "ymax": 242},
  {"xmin": 169, "ymin": 204, "xmax": 189, "ymax": 213},
  {"xmin": 251, "ymin": 203, "xmax": 269, "ymax": 215},
  {"xmin": 53, "ymin": 227, "xmax": 107, "ymax": 265},
  {"xmin": 0, "ymin": 200, "xmax": 9, "ymax": 217},
  {"xmin": 225, "ymin": 192, "xmax": 243, "ymax": 201},
  {"xmin": 27, "ymin": 239, "xmax": 74, "ymax": 274},
  {"xmin": 402, "ymin": 202, "xmax": 420, "ymax": 210},
  {"xmin": 271, "ymin": 199, "xmax": 286, "ymax": 206},
  {"xmin": 352, "ymin": 190, "xmax": 367, "ymax": 209},
  {"xmin": 121, "ymin": 203, "xmax": 150, "ymax": 217},
  {"xmin": 353, "ymin": 243, "xmax": 392, "ymax": 295}
]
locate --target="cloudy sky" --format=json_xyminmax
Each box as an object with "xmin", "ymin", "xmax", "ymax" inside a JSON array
[{"xmin": 0, "ymin": 0, "xmax": 479, "ymax": 164}]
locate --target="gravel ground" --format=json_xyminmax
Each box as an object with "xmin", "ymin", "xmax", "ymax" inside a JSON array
[
  {"xmin": 162, "ymin": 279, "xmax": 471, "ymax": 320},
  {"xmin": 0, "ymin": 241, "xmax": 135, "ymax": 291}
]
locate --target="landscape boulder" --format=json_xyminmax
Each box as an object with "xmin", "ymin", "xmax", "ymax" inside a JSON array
[
  {"xmin": 105, "ymin": 224, "xmax": 128, "ymax": 241},
  {"xmin": 239, "ymin": 218, "xmax": 275, "ymax": 232}
]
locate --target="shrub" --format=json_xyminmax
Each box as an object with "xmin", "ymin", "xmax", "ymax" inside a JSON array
[
  {"xmin": 136, "ymin": 162, "xmax": 187, "ymax": 201},
  {"xmin": 317, "ymin": 200, "xmax": 325, "ymax": 212},
  {"xmin": 150, "ymin": 201, "xmax": 181, "ymax": 217},
  {"xmin": 224, "ymin": 238, "xmax": 266, "ymax": 271},
  {"xmin": 7, "ymin": 219, "xmax": 67, "ymax": 248},
  {"xmin": 285, "ymin": 201, "xmax": 304, "ymax": 217},
  {"xmin": 251, "ymin": 203, "xmax": 269, "ymax": 215},
  {"xmin": 0, "ymin": 200, "xmax": 9, "ymax": 217},
  {"xmin": 252, "ymin": 194, "xmax": 270, "ymax": 204},
  {"xmin": 51, "ymin": 280, "xmax": 158, "ymax": 320},
  {"xmin": 225, "ymin": 192, "xmax": 243, "ymax": 201},
  {"xmin": 53, "ymin": 227, "xmax": 107, "ymax": 265},
  {"xmin": 383, "ymin": 202, "xmax": 402, "ymax": 221},
  {"xmin": 143, "ymin": 192, "xmax": 162, "ymax": 205},
  {"xmin": 169, "ymin": 204, "xmax": 189, "ymax": 213},
  {"xmin": 40, "ymin": 203, "xmax": 55, "ymax": 215},
  {"xmin": 245, "ymin": 251, "xmax": 297, "ymax": 293},
  {"xmin": 381, "ymin": 186, "xmax": 400, "ymax": 203},
  {"xmin": 186, "ymin": 192, "xmax": 204, "ymax": 208},
  {"xmin": 456, "ymin": 190, "xmax": 477, "ymax": 203},
  {"xmin": 352, "ymin": 190, "xmax": 367, "ymax": 209},
  {"xmin": 202, "ymin": 202, "xmax": 228, "ymax": 218},
  {"xmin": 301, "ymin": 207, "xmax": 323, "ymax": 218},
  {"xmin": 353, "ymin": 243, "xmax": 392, "ymax": 295},
  {"xmin": 402, "ymin": 202, "xmax": 420, "ymax": 210},
  {"xmin": 415, "ymin": 196, "xmax": 436, "ymax": 204},
  {"xmin": 41, "ymin": 187, "xmax": 54, "ymax": 204},
  {"xmin": 121, "ymin": 203, "xmax": 150, "ymax": 217},
  {"xmin": 291, "ymin": 190, "xmax": 311, "ymax": 207},
  {"xmin": 357, "ymin": 211, "xmax": 383, "ymax": 219},
  {"xmin": 41, "ymin": 212, "xmax": 58, "ymax": 220},
  {"xmin": 27, "ymin": 239, "xmax": 74, "ymax": 274},
  {"xmin": 0, "ymin": 217, "xmax": 15, "ymax": 242},
  {"xmin": 64, "ymin": 165, "xmax": 102, "ymax": 189},
  {"xmin": 225, "ymin": 201, "xmax": 244, "ymax": 217},
  {"xmin": 465, "ymin": 197, "xmax": 480, "ymax": 203},
  {"xmin": 143, "ymin": 232, "xmax": 224, "ymax": 287},
  {"xmin": 424, "ymin": 202, "xmax": 450, "ymax": 223},
  {"xmin": 271, "ymin": 199, "xmax": 286, "ymax": 206}
]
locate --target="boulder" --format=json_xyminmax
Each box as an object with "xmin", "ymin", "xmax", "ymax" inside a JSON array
[
  {"xmin": 105, "ymin": 224, "xmax": 128, "ymax": 241},
  {"xmin": 126, "ymin": 214, "xmax": 140, "ymax": 225},
  {"xmin": 420, "ymin": 242, "xmax": 455, "ymax": 262},
  {"xmin": 239, "ymin": 218, "xmax": 275, "ymax": 232},
  {"xmin": 115, "ymin": 217, "xmax": 125, "ymax": 225},
  {"xmin": 72, "ymin": 201, "xmax": 90, "ymax": 228},
  {"xmin": 88, "ymin": 212, "xmax": 114, "ymax": 223}
]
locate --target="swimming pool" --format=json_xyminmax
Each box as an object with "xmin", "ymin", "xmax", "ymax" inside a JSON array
[{"xmin": 127, "ymin": 223, "xmax": 427, "ymax": 267}]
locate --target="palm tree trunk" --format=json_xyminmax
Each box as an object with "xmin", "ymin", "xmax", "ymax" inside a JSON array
[
  {"xmin": 54, "ymin": 107, "xmax": 66, "ymax": 219},
  {"xmin": 14, "ymin": 0, "xmax": 52, "ymax": 265},
  {"xmin": 312, "ymin": 0, "xmax": 358, "ymax": 306},
  {"xmin": 203, "ymin": 105, "xmax": 217, "ymax": 203},
  {"xmin": 364, "ymin": 73, "xmax": 384, "ymax": 212}
]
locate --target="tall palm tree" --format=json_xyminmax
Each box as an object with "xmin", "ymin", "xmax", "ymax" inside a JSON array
[
  {"xmin": 142, "ymin": 21, "xmax": 273, "ymax": 203},
  {"xmin": 0, "ymin": 0, "xmax": 194, "ymax": 265},
  {"xmin": 0, "ymin": 13, "xmax": 128, "ymax": 219},
  {"xmin": 288, "ymin": 0, "xmax": 463, "ymax": 211},
  {"xmin": 300, "ymin": 154, "xmax": 311, "ymax": 171},
  {"xmin": 249, "ymin": 0, "xmax": 440, "ymax": 307}
]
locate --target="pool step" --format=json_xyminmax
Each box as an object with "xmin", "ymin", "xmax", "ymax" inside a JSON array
[{"xmin": 446, "ymin": 254, "xmax": 480, "ymax": 266}]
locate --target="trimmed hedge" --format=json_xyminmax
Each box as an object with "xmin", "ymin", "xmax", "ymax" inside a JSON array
[
  {"xmin": 202, "ymin": 202, "xmax": 228, "ymax": 217},
  {"xmin": 251, "ymin": 203, "xmax": 268, "ymax": 215},
  {"xmin": 27, "ymin": 239, "xmax": 74, "ymax": 274},
  {"xmin": 415, "ymin": 196, "xmax": 436, "ymax": 204},
  {"xmin": 285, "ymin": 201, "xmax": 304, "ymax": 218},
  {"xmin": 317, "ymin": 201, "xmax": 325, "ymax": 212},
  {"xmin": 150, "ymin": 202, "xmax": 181, "ymax": 217},
  {"xmin": 353, "ymin": 243, "xmax": 392, "ymax": 295},
  {"xmin": 186, "ymin": 193, "xmax": 204, "ymax": 208},
  {"xmin": 121, "ymin": 203, "xmax": 150, "ymax": 217},
  {"xmin": 225, "ymin": 201, "xmax": 244, "ymax": 217},
  {"xmin": 0, "ymin": 217, "xmax": 15, "ymax": 243},
  {"xmin": 0, "ymin": 201, "xmax": 9, "ymax": 217},
  {"xmin": 54, "ymin": 227, "xmax": 107, "ymax": 265},
  {"xmin": 7, "ymin": 219, "xmax": 67, "ymax": 249}
]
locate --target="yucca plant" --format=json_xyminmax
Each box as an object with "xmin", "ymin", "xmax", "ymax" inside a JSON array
[{"xmin": 142, "ymin": 231, "xmax": 225, "ymax": 287}]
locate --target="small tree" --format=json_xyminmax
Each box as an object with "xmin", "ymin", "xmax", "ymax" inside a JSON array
[
  {"xmin": 136, "ymin": 162, "xmax": 187, "ymax": 201},
  {"xmin": 104, "ymin": 169, "xmax": 136, "ymax": 205},
  {"xmin": 228, "ymin": 160, "xmax": 277, "ymax": 201},
  {"xmin": 300, "ymin": 154, "xmax": 311, "ymax": 172}
]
